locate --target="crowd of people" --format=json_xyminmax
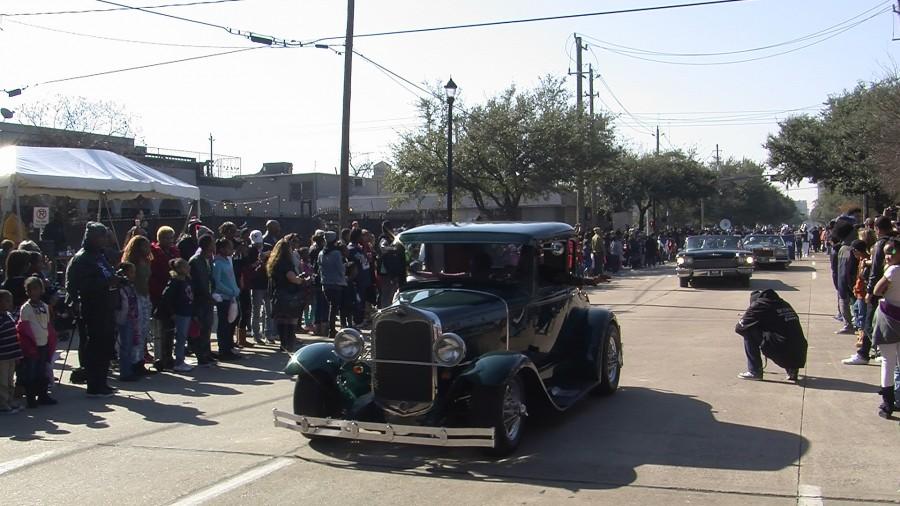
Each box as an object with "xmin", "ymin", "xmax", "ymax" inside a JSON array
[{"xmin": 0, "ymin": 217, "xmax": 409, "ymax": 411}]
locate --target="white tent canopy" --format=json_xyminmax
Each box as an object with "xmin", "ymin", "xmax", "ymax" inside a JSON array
[{"xmin": 0, "ymin": 145, "xmax": 200, "ymax": 201}]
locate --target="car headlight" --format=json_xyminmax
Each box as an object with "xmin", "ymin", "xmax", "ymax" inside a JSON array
[
  {"xmin": 334, "ymin": 328, "xmax": 365, "ymax": 361},
  {"xmin": 433, "ymin": 332, "xmax": 466, "ymax": 366},
  {"xmin": 745, "ymin": 256, "xmax": 754, "ymax": 265},
  {"xmin": 676, "ymin": 257, "xmax": 685, "ymax": 265}
]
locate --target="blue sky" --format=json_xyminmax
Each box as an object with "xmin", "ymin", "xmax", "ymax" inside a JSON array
[{"xmin": 2, "ymin": 0, "xmax": 898, "ymax": 207}]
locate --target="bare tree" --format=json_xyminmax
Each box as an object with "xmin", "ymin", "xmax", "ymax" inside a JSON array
[{"xmin": 16, "ymin": 95, "xmax": 140, "ymax": 150}]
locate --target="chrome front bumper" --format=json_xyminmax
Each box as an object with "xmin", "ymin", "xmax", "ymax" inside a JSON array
[
  {"xmin": 272, "ymin": 409, "xmax": 495, "ymax": 448},
  {"xmin": 676, "ymin": 267, "xmax": 753, "ymax": 278}
]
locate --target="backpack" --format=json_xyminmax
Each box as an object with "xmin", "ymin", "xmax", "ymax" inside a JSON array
[{"xmin": 380, "ymin": 246, "xmax": 405, "ymax": 277}]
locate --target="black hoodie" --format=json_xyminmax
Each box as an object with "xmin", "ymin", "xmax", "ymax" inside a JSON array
[{"xmin": 735, "ymin": 289, "xmax": 807, "ymax": 369}]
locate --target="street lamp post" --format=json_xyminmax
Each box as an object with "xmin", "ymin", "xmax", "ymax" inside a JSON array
[{"xmin": 445, "ymin": 78, "xmax": 457, "ymax": 222}]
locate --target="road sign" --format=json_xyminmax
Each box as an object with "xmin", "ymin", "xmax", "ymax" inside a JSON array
[
  {"xmin": 719, "ymin": 218, "xmax": 732, "ymax": 231},
  {"xmin": 33, "ymin": 207, "xmax": 50, "ymax": 228}
]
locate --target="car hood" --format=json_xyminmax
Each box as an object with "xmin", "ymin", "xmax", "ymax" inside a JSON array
[
  {"xmin": 681, "ymin": 249, "xmax": 746, "ymax": 258},
  {"xmin": 395, "ymin": 288, "xmax": 511, "ymax": 335}
]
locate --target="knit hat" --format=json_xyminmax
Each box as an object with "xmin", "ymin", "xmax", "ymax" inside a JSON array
[
  {"xmin": 324, "ymin": 230, "xmax": 337, "ymax": 243},
  {"xmin": 249, "ymin": 230, "xmax": 263, "ymax": 244}
]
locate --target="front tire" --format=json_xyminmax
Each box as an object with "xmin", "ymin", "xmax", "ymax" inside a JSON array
[
  {"xmin": 471, "ymin": 375, "xmax": 526, "ymax": 457},
  {"xmin": 679, "ymin": 277, "xmax": 690, "ymax": 288},
  {"xmin": 740, "ymin": 275, "xmax": 751, "ymax": 288},
  {"xmin": 594, "ymin": 324, "xmax": 622, "ymax": 396}
]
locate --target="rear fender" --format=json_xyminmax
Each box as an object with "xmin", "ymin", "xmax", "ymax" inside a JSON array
[{"xmin": 284, "ymin": 342, "xmax": 341, "ymax": 382}]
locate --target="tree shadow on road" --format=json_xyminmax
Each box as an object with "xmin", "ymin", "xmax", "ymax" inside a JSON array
[{"xmin": 304, "ymin": 387, "xmax": 807, "ymax": 491}]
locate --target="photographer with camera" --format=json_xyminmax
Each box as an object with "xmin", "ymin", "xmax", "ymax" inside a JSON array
[
  {"xmin": 65, "ymin": 222, "xmax": 119, "ymax": 398},
  {"xmin": 735, "ymin": 289, "xmax": 808, "ymax": 382}
]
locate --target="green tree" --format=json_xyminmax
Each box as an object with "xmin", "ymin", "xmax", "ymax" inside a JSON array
[
  {"xmin": 617, "ymin": 150, "xmax": 715, "ymax": 230},
  {"xmin": 387, "ymin": 77, "xmax": 618, "ymax": 220},
  {"xmin": 704, "ymin": 158, "xmax": 799, "ymax": 226}
]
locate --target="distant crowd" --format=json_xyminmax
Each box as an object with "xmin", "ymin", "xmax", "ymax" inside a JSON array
[{"xmin": 0, "ymin": 217, "xmax": 409, "ymax": 412}]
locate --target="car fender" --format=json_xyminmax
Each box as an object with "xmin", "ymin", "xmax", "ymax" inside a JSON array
[
  {"xmin": 459, "ymin": 352, "xmax": 563, "ymax": 413},
  {"xmin": 586, "ymin": 307, "xmax": 621, "ymax": 370},
  {"xmin": 283, "ymin": 342, "xmax": 341, "ymax": 382}
]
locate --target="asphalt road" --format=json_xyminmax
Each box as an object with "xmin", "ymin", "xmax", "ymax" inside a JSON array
[{"xmin": 1, "ymin": 253, "xmax": 898, "ymax": 505}]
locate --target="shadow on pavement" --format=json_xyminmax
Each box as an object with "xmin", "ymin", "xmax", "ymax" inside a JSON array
[
  {"xmin": 801, "ymin": 375, "xmax": 878, "ymax": 393},
  {"xmin": 305, "ymin": 387, "xmax": 807, "ymax": 491}
]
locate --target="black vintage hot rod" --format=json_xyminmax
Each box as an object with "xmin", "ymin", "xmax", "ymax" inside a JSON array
[{"xmin": 273, "ymin": 222, "xmax": 623, "ymax": 456}]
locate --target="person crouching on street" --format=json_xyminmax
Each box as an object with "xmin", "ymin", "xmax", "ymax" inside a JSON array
[
  {"xmin": 162, "ymin": 258, "xmax": 195, "ymax": 373},
  {"xmin": 870, "ymin": 238, "xmax": 900, "ymax": 419},
  {"xmin": 734, "ymin": 289, "xmax": 808, "ymax": 382},
  {"xmin": 114, "ymin": 262, "xmax": 140, "ymax": 382},
  {"xmin": 16, "ymin": 277, "xmax": 57, "ymax": 407}
]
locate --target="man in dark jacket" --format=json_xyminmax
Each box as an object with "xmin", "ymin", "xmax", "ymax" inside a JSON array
[
  {"xmin": 65, "ymin": 222, "xmax": 119, "ymax": 397},
  {"xmin": 830, "ymin": 220, "xmax": 856, "ymax": 334},
  {"xmin": 189, "ymin": 235, "xmax": 216, "ymax": 365},
  {"xmin": 735, "ymin": 289, "xmax": 807, "ymax": 381}
]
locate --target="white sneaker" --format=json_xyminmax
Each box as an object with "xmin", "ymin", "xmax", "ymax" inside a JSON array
[
  {"xmin": 841, "ymin": 354, "xmax": 869, "ymax": 365},
  {"xmin": 173, "ymin": 363, "xmax": 194, "ymax": 373}
]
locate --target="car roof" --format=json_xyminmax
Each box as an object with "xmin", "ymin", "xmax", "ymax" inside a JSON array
[{"xmin": 399, "ymin": 222, "xmax": 574, "ymax": 244}]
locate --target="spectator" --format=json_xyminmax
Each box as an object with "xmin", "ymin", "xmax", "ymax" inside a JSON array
[
  {"xmin": 176, "ymin": 217, "xmax": 204, "ymax": 261},
  {"xmin": 65, "ymin": 222, "xmax": 118, "ymax": 398},
  {"xmin": 232, "ymin": 237, "xmax": 253, "ymax": 349},
  {"xmin": 114, "ymin": 262, "xmax": 140, "ymax": 382},
  {"xmin": 319, "ymin": 231, "xmax": 347, "ymax": 338},
  {"xmin": 268, "ymin": 238, "xmax": 307, "ymax": 352},
  {"xmin": 309, "ymin": 231, "xmax": 327, "ymax": 336},
  {"xmin": 247, "ymin": 230, "xmax": 274, "ymax": 345},
  {"xmin": 347, "ymin": 228, "xmax": 371, "ymax": 325},
  {"xmin": 590, "ymin": 228, "xmax": 606, "ymax": 276},
  {"xmin": 212, "ymin": 238, "xmax": 241, "ymax": 361},
  {"xmin": 0, "ymin": 240, "xmax": 15, "ymax": 281},
  {"xmin": 189, "ymin": 235, "xmax": 216, "ymax": 366},
  {"xmin": 871, "ymin": 238, "xmax": 900, "ymax": 419},
  {"xmin": 2, "ymin": 250, "xmax": 32, "ymax": 313},
  {"xmin": 121, "ymin": 235, "xmax": 154, "ymax": 374},
  {"xmin": 262, "ymin": 220, "xmax": 282, "ymax": 248},
  {"xmin": 831, "ymin": 220, "xmax": 856, "ymax": 334},
  {"xmin": 734, "ymin": 289, "xmax": 807, "ymax": 382},
  {"xmin": 0, "ymin": 290, "xmax": 22, "ymax": 413},
  {"xmin": 296, "ymin": 247, "xmax": 315, "ymax": 333},
  {"xmin": 149, "ymin": 226, "xmax": 179, "ymax": 372},
  {"xmin": 16, "ymin": 276, "xmax": 57, "ymax": 408},
  {"xmin": 161, "ymin": 258, "xmax": 195, "ymax": 373}
]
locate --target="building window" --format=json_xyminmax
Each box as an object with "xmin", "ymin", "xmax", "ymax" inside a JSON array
[
  {"xmin": 354, "ymin": 178, "xmax": 363, "ymax": 188},
  {"xmin": 289, "ymin": 183, "xmax": 304, "ymax": 201}
]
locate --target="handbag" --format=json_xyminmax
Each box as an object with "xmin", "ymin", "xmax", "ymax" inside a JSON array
[{"xmin": 227, "ymin": 299, "xmax": 238, "ymax": 324}]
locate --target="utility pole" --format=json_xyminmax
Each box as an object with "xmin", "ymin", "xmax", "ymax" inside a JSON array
[
  {"xmin": 715, "ymin": 144, "xmax": 720, "ymax": 171},
  {"xmin": 338, "ymin": 0, "xmax": 355, "ymax": 229},
  {"xmin": 655, "ymin": 125, "xmax": 660, "ymax": 155},
  {"xmin": 574, "ymin": 35, "xmax": 585, "ymax": 228},
  {"xmin": 587, "ymin": 64, "xmax": 596, "ymax": 228},
  {"xmin": 208, "ymin": 133, "xmax": 214, "ymax": 177}
]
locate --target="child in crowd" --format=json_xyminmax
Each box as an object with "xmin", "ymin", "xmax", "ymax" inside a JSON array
[
  {"xmin": 16, "ymin": 277, "xmax": 57, "ymax": 408},
  {"xmin": 115, "ymin": 262, "xmax": 140, "ymax": 381},
  {"xmin": 162, "ymin": 258, "xmax": 195, "ymax": 372},
  {"xmin": 0, "ymin": 290, "xmax": 23, "ymax": 413}
]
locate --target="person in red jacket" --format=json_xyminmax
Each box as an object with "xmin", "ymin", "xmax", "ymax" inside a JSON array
[
  {"xmin": 17, "ymin": 277, "xmax": 57, "ymax": 408},
  {"xmin": 149, "ymin": 226, "xmax": 179, "ymax": 371}
]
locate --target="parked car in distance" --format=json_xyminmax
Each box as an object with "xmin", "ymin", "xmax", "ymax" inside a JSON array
[
  {"xmin": 675, "ymin": 235, "xmax": 754, "ymax": 288},
  {"xmin": 741, "ymin": 234, "xmax": 791, "ymax": 269},
  {"xmin": 273, "ymin": 222, "xmax": 623, "ymax": 456}
]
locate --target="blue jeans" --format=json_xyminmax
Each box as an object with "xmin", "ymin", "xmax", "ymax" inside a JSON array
[
  {"xmin": 853, "ymin": 299, "xmax": 866, "ymax": 331},
  {"xmin": 173, "ymin": 315, "xmax": 192, "ymax": 364},
  {"xmin": 742, "ymin": 329, "xmax": 764, "ymax": 376},
  {"xmin": 118, "ymin": 322, "xmax": 137, "ymax": 380},
  {"xmin": 251, "ymin": 289, "xmax": 273, "ymax": 339}
]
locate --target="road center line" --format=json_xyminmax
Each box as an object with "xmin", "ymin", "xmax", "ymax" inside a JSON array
[
  {"xmin": 811, "ymin": 271, "xmax": 817, "ymax": 280},
  {"xmin": 797, "ymin": 484, "xmax": 823, "ymax": 506},
  {"xmin": 169, "ymin": 457, "xmax": 295, "ymax": 506},
  {"xmin": 0, "ymin": 450, "xmax": 60, "ymax": 477}
]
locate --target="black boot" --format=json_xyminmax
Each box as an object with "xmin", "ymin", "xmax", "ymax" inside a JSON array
[{"xmin": 878, "ymin": 387, "xmax": 895, "ymax": 419}]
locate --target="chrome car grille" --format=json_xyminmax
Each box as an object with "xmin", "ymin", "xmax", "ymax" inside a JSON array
[
  {"xmin": 692, "ymin": 258, "xmax": 739, "ymax": 269},
  {"xmin": 754, "ymin": 249, "xmax": 774, "ymax": 257},
  {"xmin": 372, "ymin": 319, "xmax": 435, "ymax": 406}
]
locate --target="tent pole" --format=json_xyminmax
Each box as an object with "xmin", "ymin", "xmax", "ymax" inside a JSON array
[
  {"xmin": 104, "ymin": 196, "xmax": 120, "ymax": 251},
  {"xmin": 14, "ymin": 182, "xmax": 22, "ymax": 240},
  {"xmin": 97, "ymin": 194, "xmax": 103, "ymax": 221}
]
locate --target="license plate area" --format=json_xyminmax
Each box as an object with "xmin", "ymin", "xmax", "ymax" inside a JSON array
[{"xmin": 707, "ymin": 270, "xmax": 722, "ymax": 277}]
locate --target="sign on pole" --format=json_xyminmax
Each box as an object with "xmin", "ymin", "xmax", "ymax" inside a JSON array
[{"xmin": 33, "ymin": 207, "xmax": 50, "ymax": 228}]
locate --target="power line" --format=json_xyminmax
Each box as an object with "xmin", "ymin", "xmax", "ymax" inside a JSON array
[
  {"xmin": 594, "ymin": 7, "xmax": 890, "ymax": 66},
  {"xmin": 12, "ymin": 46, "xmax": 265, "ymax": 90},
  {"xmin": 0, "ymin": 0, "xmax": 245, "ymax": 17},
  {"xmin": 93, "ymin": 0, "xmax": 303, "ymax": 46},
  {"xmin": 576, "ymin": 1, "xmax": 889, "ymax": 58},
  {"xmin": 5, "ymin": 18, "xmax": 254, "ymax": 49},
  {"xmin": 306, "ymin": 0, "xmax": 757, "ymax": 44}
]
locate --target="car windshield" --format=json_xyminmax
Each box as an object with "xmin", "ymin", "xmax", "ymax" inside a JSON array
[
  {"xmin": 742, "ymin": 236, "xmax": 786, "ymax": 247},
  {"xmin": 403, "ymin": 241, "xmax": 532, "ymax": 290},
  {"xmin": 684, "ymin": 236, "xmax": 741, "ymax": 250}
]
